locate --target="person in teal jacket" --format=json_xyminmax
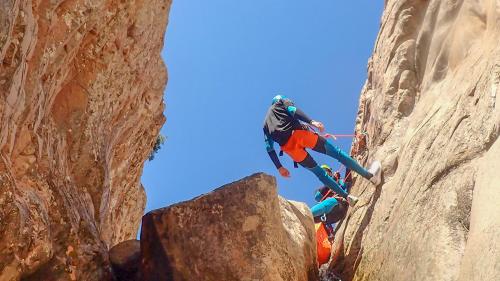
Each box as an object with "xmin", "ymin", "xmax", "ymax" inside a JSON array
[{"xmin": 311, "ymin": 165, "xmax": 351, "ymax": 224}]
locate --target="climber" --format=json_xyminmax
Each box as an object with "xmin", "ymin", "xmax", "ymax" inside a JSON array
[
  {"xmin": 263, "ymin": 95, "xmax": 382, "ymax": 206},
  {"xmin": 313, "ymin": 165, "xmax": 351, "ymax": 267},
  {"xmin": 311, "ymin": 165, "xmax": 351, "ymax": 227},
  {"xmin": 313, "ymin": 165, "xmax": 351, "ymax": 265}
]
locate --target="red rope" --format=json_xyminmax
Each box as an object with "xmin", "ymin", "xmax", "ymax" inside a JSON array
[
  {"xmin": 306, "ymin": 122, "xmax": 367, "ymax": 140},
  {"xmin": 307, "ymin": 124, "xmax": 355, "ymax": 139},
  {"xmin": 309, "ymin": 125, "xmax": 360, "ymax": 201},
  {"xmin": 320, "ymin": 189, "xmax": 333, "ymax": 202},
  {"xmin": 324, "ymin": 133, "xmax": 357, "ymax": 138}
]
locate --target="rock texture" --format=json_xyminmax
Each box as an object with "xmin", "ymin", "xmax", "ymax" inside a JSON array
[
  {"xmin": 0, "ymin": 0, "xmax": 171, "ymax": 279},
  {"xmin": 331, "ymin": 1, "xmax": 500, "ymax": 281},
  {"xmin": 140, "ymin": 173, "xmax": 318, "ymax": 281}
]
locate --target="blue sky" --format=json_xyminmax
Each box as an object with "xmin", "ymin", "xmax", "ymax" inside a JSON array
[{"xmin": 141, "ymin": 1, "xmax": 384, "ymax": 212}]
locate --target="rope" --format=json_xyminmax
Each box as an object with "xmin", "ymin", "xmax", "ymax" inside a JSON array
[
  {"xmin": 306, "ymin": 123, "xmax": 366, "ymax": 140},
  {"xmin": 320, "ymin": 189, "xmax": 334, "ymax": 202},
  {"xmin": 324, "ymin": 133, "xmax": 356, "ymax": 139},
  {"xmin": 308, "ymin": 124, "xmax": 363, "ymax": 202}
]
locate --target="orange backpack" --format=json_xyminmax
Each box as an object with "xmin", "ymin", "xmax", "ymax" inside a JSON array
[{"xmin": 315, "ymin": 222, "xmax": 332, "ymax": 266}]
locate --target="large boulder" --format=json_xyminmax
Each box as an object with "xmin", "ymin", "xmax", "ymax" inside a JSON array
[
  {"xmin": 109, "ymin": 240, "xmax": 141, "ymax": 281},
  {"xmin": 140, "ymin": 173, "xmax": 318, "ymax": 281}
]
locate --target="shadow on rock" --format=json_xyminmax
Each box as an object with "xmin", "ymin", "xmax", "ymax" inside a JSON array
[{"xmin": 327, "ymin": 183, "xmax": 383, "ymax": 281}]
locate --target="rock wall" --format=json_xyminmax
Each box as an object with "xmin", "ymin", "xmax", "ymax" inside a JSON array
[
  {"xmin": 334, "ymin": 1, "xmax": 500, "ymax": 281},
  {"xmin": 0, "ymin": 0, "xmax": 171, "ymax": 279},
  {"xmin": 141, "ymin": 173, "xmax": 318, "ymax": 281}
]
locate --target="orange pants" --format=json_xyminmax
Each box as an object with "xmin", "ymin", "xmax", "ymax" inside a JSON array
[{"xmin": 280, "ymin": 130, "xmax": 319, "ymax": 163}]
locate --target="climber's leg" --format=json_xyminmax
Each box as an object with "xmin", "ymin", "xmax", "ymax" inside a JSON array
[
  {"xmin": 311, "ymin": 197, "xmax": 339, "ymax": 218},
  {"xmin": 312, "ymin": 136, "xmax": 373, "ymax": 179},
  {"xmin": 298, "ymin": 154, "xmax": 349, "ymax": 198},
  {"xmin": 281, "ymin": 130, "xmax": 349, "ymax": 198},
  {"xmin": 314, "ymin": 190, "xmax": 324, "ymax": 202}
]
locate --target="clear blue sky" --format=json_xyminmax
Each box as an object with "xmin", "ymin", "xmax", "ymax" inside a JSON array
[{"xmin": 141, "ymin": 1, "xmax": 383, "ymax": 212}]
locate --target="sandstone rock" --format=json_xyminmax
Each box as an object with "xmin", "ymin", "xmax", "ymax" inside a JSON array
[
  {"xmin": 458, "ymin": 137, "xmax": 500, "ymax": 281},
  {"xmin": 109, "ymin": 240, "xmax": 141, "ymax": 281},
  {"xmin": 0, "ymin": 0, "xmax": 171, "ymax": 279},
  {"xmin": 140, "ymin": 173, "xmax": 318, "ymax": 281},
  {"xmin": 331, "ymin": 1, "xmax": 500, "ymax": 281}
]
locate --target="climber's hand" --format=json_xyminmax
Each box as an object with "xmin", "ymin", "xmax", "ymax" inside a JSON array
[
  {"xmin": 311, "ymin": 120, "xmax": 325, "ymax": 133},
  {"xmin": 278, "ymin": 167, "xmax": 290, "ymax": 178},
  {"xmin": 324, "ymin": 133, "xmax": 337, "ymax": 140}
]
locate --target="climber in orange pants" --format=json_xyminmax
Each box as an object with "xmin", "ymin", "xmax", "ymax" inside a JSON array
[{"xmin": 263, "ymin": 95, "xmax": 382, "ymax": 206}]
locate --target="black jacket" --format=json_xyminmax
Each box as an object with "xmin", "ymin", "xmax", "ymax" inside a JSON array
[{"xmin": 263, "ymin": 98, "xmax": 313, "ymax": 168}]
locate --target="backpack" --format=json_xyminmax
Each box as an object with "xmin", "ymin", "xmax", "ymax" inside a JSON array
[{"xmin": 315, "ymin": 222, "xmax": 332, "ymax": 266}]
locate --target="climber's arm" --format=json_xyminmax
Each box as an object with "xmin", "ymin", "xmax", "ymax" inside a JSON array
[
  {"xmin": 285, "ymin": 102, "xmax": 324, "ymax": 132},
  {"xmin": 314, "ymin": 191, "xmax": 323, "ymax": 202},
  {"xmin": 264, "ymin": 128, "xmax": 282, "ymax": 169},
  {"xmin": 286, "ymin": 105, "xmax": 313, "ymax": 124},
  {"xmin": 339, "ymin": 180, "xmax": 351, "ymax": 192}
]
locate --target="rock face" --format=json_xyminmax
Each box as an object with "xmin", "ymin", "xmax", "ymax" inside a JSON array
[
  {"xmin": 333, "ymin": 1, "xmax": 500, "ymax": 281},
  {"xmin": 140, "ymin": 173, "xmax": 318, "ymax": 281},
  {"xmin": 0, "ymin": 0, "xmax": 171, "ymax": 279}
]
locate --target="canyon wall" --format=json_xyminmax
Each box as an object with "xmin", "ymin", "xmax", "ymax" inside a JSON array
[
  {"xmin": 335, "ymin": 1, "xmax": 500, "ymax": 281},
  {"xmin": 0, "ymin": 0, "xmax": 171, "ymax": 279}
]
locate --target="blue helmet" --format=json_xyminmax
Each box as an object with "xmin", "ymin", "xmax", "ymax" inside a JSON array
[{"xmin": 272, "ymin": 94, "xmax": 287, "ymax": 105}]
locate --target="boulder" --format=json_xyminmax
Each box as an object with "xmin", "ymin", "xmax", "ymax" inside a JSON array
[
  {"xmin": 109, "ymin": 240, "xmax": 141, "ymax": 281},
  {"xmin": 140, "ymin": 173, "xmax": 318, "ymax": 281}
]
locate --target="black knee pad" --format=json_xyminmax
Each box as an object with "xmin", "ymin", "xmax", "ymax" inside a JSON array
[
  {"xmin": 313, "ymin": 135, "xmax": 327, "ymax": 154},
  {"xmin": 298, "ymin": 154, "xmax": 317, "ymax": 169}
]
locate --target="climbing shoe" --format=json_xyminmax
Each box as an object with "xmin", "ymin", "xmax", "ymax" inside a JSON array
[
  {"xmin": 368, "ymin": 160, "xmax": 382, "ymax": 186},
  {"xmin": 347, "ymin": 194, "xmax": 358, "ymax": 207}
]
